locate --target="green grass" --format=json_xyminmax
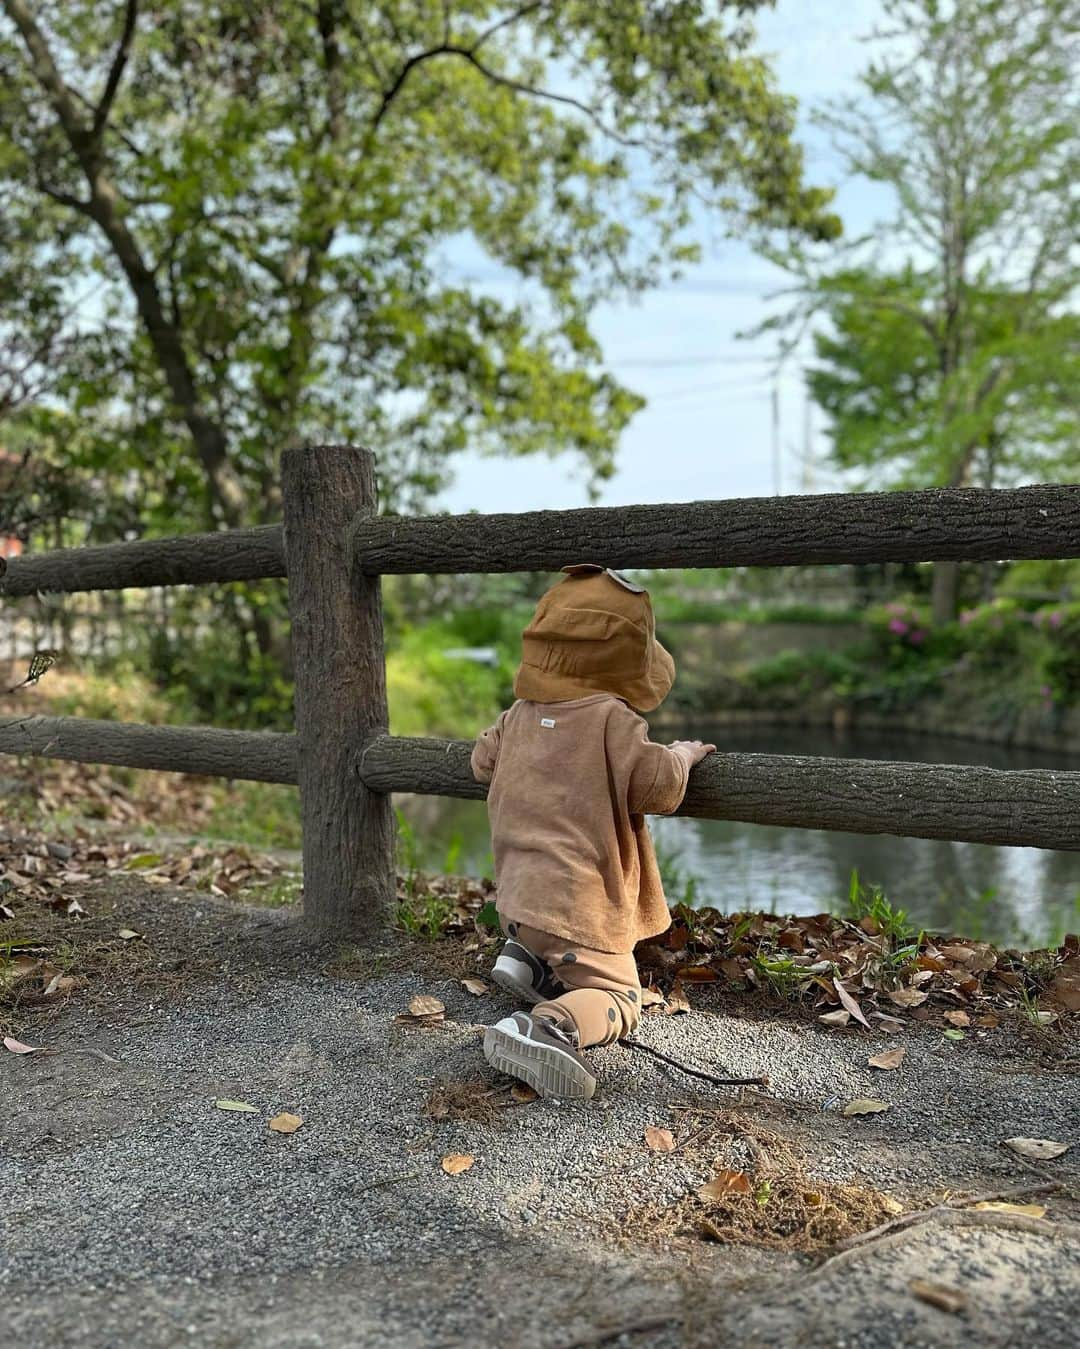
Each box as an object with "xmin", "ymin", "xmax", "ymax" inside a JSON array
[
  {"xmin": 194, "ymin": 780, "xmax": 303, "ymax": 850},
  {"xmin": 846, "ymin": 870, "xmax": 916, "ymax": 946}
]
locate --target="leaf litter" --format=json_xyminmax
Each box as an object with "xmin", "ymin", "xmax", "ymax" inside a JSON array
[{"xmin": 623, "ymin": 1106, "xmax": 898, "ymax": 1253}]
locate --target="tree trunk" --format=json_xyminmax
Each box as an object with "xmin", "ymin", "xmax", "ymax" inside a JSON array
[{"xmin": 931, "ymin": 560, "xmax": 960, "ymax": 624}]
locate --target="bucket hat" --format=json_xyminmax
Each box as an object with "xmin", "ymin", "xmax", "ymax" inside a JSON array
[{"xmin": 512, "ymin": 563, "xmax": 675, "ymax": 713}]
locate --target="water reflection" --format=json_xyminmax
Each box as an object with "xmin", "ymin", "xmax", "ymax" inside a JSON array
[{"xmin": 395, "ymin": 726, "xmax": 1080, "ymax": 947}]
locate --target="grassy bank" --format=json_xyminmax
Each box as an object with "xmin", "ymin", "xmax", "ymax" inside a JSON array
[{"xmin": 661, "ymin": 598, "xmax": 1080, "ymax": 745}]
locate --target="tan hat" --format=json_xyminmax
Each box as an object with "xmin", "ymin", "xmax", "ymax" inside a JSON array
[{"xmin": 513, "ymin": 564, "xmax": 675, "ymax": 713}]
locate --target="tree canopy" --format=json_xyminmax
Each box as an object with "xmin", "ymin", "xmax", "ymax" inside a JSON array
[
  {"xmin": 0, "ymin": 0, "xmax": 839, "ymax": 535},
  {"xmin": 760, "ymin": 0, "xmax": 1078, "ymax": 618}
]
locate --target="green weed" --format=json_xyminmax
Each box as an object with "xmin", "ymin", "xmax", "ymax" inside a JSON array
[
  {"xmin": 396, "ymin": 890, "xmax": 456, "ymax": 941},
  {"xmin": 847, "ymin": 870, "xmax": 915, "ymax": 946}
]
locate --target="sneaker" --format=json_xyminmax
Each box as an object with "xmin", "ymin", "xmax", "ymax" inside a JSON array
[
  {"xmin": 491, "ymin": 939, "xmax": 566, "ymax": 1006},
  {"xmin": 483, "ymin": 1011, "xmax": 597, "ymax": 1100}
]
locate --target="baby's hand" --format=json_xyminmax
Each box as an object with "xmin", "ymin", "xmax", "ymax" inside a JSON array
[{"xmin": 670, "ymin": 739, "xmax": 716, "ymax": 766}]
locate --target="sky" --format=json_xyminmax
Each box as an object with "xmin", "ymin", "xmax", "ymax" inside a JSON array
[{"xmin": 437, "ymin": 0, "xmax": 891, "ymax": 515}]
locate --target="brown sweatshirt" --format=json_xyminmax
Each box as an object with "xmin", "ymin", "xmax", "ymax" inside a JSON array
[{"xmin": 470, "ymin": 694, "xmax": 694, "ymax": 953}]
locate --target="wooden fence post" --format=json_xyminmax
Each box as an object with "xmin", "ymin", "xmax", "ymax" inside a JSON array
[{"xmin": 281, "ymin": 445, "xmax": 395, "ymax": 939}]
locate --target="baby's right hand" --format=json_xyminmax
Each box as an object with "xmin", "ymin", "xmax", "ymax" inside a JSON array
[{"xmin": 670, "ymin": 739, "xmax": 716, "ymax": 766}]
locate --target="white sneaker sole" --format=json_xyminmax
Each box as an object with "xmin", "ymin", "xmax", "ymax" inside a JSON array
[
  {"xmin": 490, "ymin": 957, "xmax": 543, "ymax": 1006},
  {"xmin": 483, "ymin": 1021, "xmax": 596, "ymax": 1100}
]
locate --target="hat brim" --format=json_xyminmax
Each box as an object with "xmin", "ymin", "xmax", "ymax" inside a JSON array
[{"xmin": 513, "ymin": 636, "xmax": 675, "ymax": 713}]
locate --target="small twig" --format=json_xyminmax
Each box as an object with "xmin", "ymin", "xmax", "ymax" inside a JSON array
[
  {"xmin": 551, "ymin": 1313, "xmax": 683, "ymax": 1349},
  {"xmin": 829, "ymin": 1179, "xmax": 1064, "ymax": 1257},
  {"xmin": 953, "ymin": 1180, "xmax": 1062, "ymax": 1209},
  {"xmin": 619, "ymin": 1036, "xmax": 769, "ymax": 1088},
  {"xmin": 353, "ymin": 1170, "xmax": 420, "ymax": 1195},
  {"xmin": 807, "ymin": 1208, "xmax": 1078, "ymax": 1285}
]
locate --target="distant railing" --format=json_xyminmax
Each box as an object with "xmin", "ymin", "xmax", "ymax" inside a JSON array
[{"xmin": 2, "ymin": 448, "xmax": 1079, "ymax": 939}]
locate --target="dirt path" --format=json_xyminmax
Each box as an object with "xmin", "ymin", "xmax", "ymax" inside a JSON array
[{"xmin": 3, "ymin": 887, "xmax": 1078, "ymax": 1348}]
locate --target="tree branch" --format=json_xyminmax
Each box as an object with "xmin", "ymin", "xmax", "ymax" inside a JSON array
[
  {"xmin": 367, "ymin": 12, "xmax": 637, "ymax": 150},
  {"xmin": 2, "ymin": 0, "xmax": 93, "ymax": 155},
  {"xmin": 92, "ymin": 0, "xmax": 138, "ymax": 141}
]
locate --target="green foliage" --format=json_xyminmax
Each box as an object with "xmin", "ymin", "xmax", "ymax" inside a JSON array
[
  {"xmin": 386, "ymin": 622, "xmax": 510, "ymax": 737},
  {"xmin": 396, "ymin": 890, "xmax": 457, "ymax": 941},
  {"xmin": 847, "ymin": 870, "xmax": 915, "ymax": 947},
  {"xmin": 654, "ymin": 598, "xmax": 861, "ymax": 626},
  {"xmin": 750, "ymin": 953, "xmax": 811, "ymax": 1002},
  {"xmin": 765, "ymin": 0, "xmax": 1078, "ymax": 508},
  {"xmin": 745, "ymin": 647, "xmax": 863, "ymax": 697},
  {"xmin": 1036, "ymin": 603, "xmax": 1080, "ymax": 702},
  {"xmin": 0, "ymin": 0, "xmax": 837, "ymax": 536}
]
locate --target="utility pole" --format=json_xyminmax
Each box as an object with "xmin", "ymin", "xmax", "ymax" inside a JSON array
[
  {"xmin": 801, "ymin": 391, "xmax": 814, "ymax": 494},
  {"xmin": 771, "ymin": 382, "xmax": 781, "ymax": 496}
]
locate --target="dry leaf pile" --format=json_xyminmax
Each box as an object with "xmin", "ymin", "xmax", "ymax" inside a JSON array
[
  {"xmin": 634, "ymin": 905, "xmax": 1079, "ymax": 1031},
  {"xmin": 1, "ymin": 824, "xmax": 298, "ymax": 1015},
  {"xmin": 624, "ymin": 1105, "xmax": 896, "ymax": 1253}
]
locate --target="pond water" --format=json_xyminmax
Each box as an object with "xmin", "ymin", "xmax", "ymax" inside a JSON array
[{"xmin": 396, "ymin": 726, "xmax": 1080, "ymax": 947}]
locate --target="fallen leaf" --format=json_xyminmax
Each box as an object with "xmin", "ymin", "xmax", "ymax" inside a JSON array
[
  {"xmin": 645, "ymin": 1126, "xmax": 676, "ymax": 1153},
  {"xmin": 116, "ymin": 928, "xmax": 141, "ymax": 941},
  {"xmin": 943, "ymin": 1028, "xmax": 965, "ymax": 1041},
  {"xmin": 640, "ymin": 985, "xmax": 666, "ymax": 1007},
  {"xmin": 698, "ymin": 1169, "xmax": 752, "ymax": 1201},
  {"xmin": 510, "ymin": 1083, "xmax": 538, "ymax": 1104},
  {"xmin": 938, "ymin": 944, "xmax": 975, "ymax": 963},
  {"xmin": 679, "ymin": 965, "xmax": 718, "ymax": 983},
  {"xmin": 833, "ymin": 977, "xmax": 871, "ymax": 1028},
  {"xmin": 1003, "ymin": 1137, "xmax": 1070, "ymax": 1161},
  {"xmin": 880, "ymin": 1195, "xmax": 905, "ymax": 1215},
  {"xmin": 842, "ymin": 1098, "xmax": 890, "ymax": 1117},
  {"xmin": 887, "ymin": 987, "xmax": 928, "ymax": 1009},
  {"xmin": 43, "ymin": 973, "xmax": 79, "ymax": 997},
  {"xmin": 3, "ymin": 1036, "xmax": 43, "ymax": 1055},
  {"xmin": 460, "ymin": 978, "xmax": 488, "ymax": 996},
  {"xmin": 943, "ymin": 1010, "xmax": 970, "ymax": 1027},
  {"xmin": 975, "ymin": 1013, "xmax": 1000, "ymax": 1028},
  {"xmin": 662, "ymin": 979, "xmax": 691, "ymax": 1015},
  {"xmin": 818, "ymin": 1009, "xmax": 851, "ymax": 1028},
  {"xmin": 909, "ymin": 1279, "xmax": 967, "ymax": 1315},
  {"xmin": 868, "ymin": 1046, "xmax": 906, "ymax": 1071},
  {"xmin": 268, "ymin": 1112, "xmax": 303, "ymax": 1134},
  {"xmin": 1048, "ymin": 962, "xmax": 1080, "ymax": 1012},
  {"xmin": 215, "ymin": 1099, "xmax": 258, "ymax": 1113},
  {"xmin": 409, "ymin": 994, "xmax": 446, "ymax": 1018},
  {"xmin": 441, "ymin": 1153, "xmax": 474, "ymax": 1175},
  {"xmin": 870, "ymin": 1012, "xmax": 906, "ymax": 1034},
  {"xmin": 972, "ymin": 1201, "xmax": 1047, "ymax": 1218}
]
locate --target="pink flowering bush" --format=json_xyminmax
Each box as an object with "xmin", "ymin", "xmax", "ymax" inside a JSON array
[{"xmin": 868, "ymin": 600, "xmax": 932, "ymax": 653}]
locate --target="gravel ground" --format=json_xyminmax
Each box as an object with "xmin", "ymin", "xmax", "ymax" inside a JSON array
[{"xmin": 2, "ymin": 889, "xmax": 1078, "ymax": 1348}]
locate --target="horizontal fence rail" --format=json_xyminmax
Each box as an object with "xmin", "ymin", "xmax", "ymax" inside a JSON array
[
  {"xmin": 358, "ymin": 734, "xmax": 1080, "ymax": 853},
  {"xmin": 0, "ymin": 525, "xmax": 285, "ymax": 597},
  {"xmin": 351, "ymin": 484, "xmax": 1080, "ymax": 575},
  {"xmin": 7, "ymin": 717, "xmax": 1075, "ymax": 853},
  {"xmin": 0, "ymin": 716, "xmax": 297, "ymax": 784}
]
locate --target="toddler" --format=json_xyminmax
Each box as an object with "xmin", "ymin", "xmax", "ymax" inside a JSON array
[{"xmin": 470, "ymin": 564, "xmax": 714, "ymax": 1099}]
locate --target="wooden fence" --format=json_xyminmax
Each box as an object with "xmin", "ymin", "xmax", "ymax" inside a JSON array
[{"xmin": 2, "ymin": 445, "xmax": 1079, "ymax": 939}]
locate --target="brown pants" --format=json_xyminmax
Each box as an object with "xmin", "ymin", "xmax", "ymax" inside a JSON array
[{"xmin": 501, "ymin": 919, "xmax": 641, "ymax": 1047}]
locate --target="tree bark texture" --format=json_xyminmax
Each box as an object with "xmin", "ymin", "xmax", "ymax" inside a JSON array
[
  {"xmin": 0, "ymin": 526, "xmax": 285, "ymax": 597},
  {"xmin": 282, "ymin": 445, "xmax": 394, "ymax": 939},
  {"xmin": 357, "ymin": 735, "xmax": 1080, "ymax": 853},
  {"xmin": 350, "ymin": 484, "xmax": 1080, "ymax": 575},
  {"xmin": 0, "ymin": 715, "xmax": 297, "ymax": 783}
]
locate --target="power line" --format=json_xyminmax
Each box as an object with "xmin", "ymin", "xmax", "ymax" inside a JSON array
[{"xmin": 612, "ymin": 352, "xmax": 789, "ymax": 369}]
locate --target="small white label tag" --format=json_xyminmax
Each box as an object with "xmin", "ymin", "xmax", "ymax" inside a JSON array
[{"xmin": 540, "ymin": 717, "xmax": 556, "ymax": 729}]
